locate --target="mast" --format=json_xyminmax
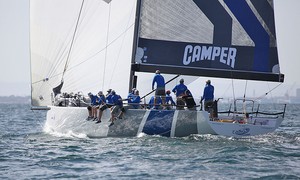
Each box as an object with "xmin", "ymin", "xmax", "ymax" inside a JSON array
[{"xmin": 128, "ymin": 0, "xmax": 142, "ymax": 92}]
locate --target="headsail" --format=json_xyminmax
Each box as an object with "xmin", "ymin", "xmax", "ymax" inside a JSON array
[
  {"xmin": 30, "ymin": 0, "xmax": 137, "ymax": 106},
  {"xmin": 133, "ymin": 0, "xmax": 284, "ymax": 83}
]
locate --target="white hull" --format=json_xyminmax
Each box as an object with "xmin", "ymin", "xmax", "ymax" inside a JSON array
[
  {"xmin": 209, "ymin": 116, "xmax": 283, "ymax": 138},
  {"xmin": 44, "ymin": 106, "xmax": 283, "ymax": 138}
]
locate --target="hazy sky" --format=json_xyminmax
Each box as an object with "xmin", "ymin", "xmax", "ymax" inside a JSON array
[{"xmin": 0, "ymin": 0, "xmax": 299, "ymax": 97}]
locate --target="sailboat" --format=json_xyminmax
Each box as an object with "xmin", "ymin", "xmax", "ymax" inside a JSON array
[{"xmin": 30, "ymin": 0, "xmax": 286, "ymax": 138}]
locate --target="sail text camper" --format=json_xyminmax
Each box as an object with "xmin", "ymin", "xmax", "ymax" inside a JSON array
[{"xmin": 182, "ymin": 45, "xmax": 237, "ymax": 68}]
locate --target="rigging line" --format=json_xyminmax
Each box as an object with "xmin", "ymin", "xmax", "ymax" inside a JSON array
[
  {"xmin": 231, "ymin": 79, "xmax": 237, "ymax": 111},
  {"xmin": 254, "ymin": 82, "xmax": 283, "ymax": 101},
  {"xmin": 31, "ymin": 24, "xmax": 135, "ymax": 85},
  {"xmin": 227, "ymin": 67, "xmax": 237, "ymax": 111},
  {"xmin": 242, "ymin": 80, "xmax": 248, "ymax": 115},
  {"xmin": 32, "ymin": 74, "xmax": 62, "ymax": 85},
  {"xmin": 48, "ymin": 35, "xmax": 74, "ymax": 78},
  {"xmin": 243, "ymin": 80, "xmax": 248, "ymax": 100},
  {"xmin": 61, "ymin": 0, "xmax": 85, "ymax": 81},
  {"xmin": 102, "ymin": 3, "xmax": 111, "ymax": 90},
  {"xmin": 48, "ymin": 41, "xmax": 70, "ymax": 79},
  {"xmin": 267, "ymin": 82, "xmax": 277, "ymax": 107},
  {"xmin": 49, "ymin": 4, "xmax": 89, "ymax": 79},
  {"xmin": 34, "ymin": 66, "xmax": 57, "ymax": 94},
  {"xmin": 141, "ymin": 74, "xmax": 181, "ymax": 100},
  {"xmin": 66, "ymin": 24, "xmax": 135, "ymax": 71}
]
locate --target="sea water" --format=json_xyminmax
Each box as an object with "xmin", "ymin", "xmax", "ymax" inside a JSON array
[{"xmin": 0, "ymin": 103, "xmax": 299, "ymax": 179}]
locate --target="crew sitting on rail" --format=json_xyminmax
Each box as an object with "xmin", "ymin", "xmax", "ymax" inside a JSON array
[
  {"xmin": 95, "ymin": 89, "xmax": 113, "ymax": 124},
  {"xmin": 127, "ymin": 88, "xmax": 136, "ymax": 103},
  {"xmin": 86, "ymin": 92, "xmax": 99, "ymax": 120},
  {"xmin": 124, "ymin": 89, "xmax": 141, "ymax": 110},
  {"xmin": 93, "ymin": 91, "xmax": 106, "ymax": 120},
  {"xmin": 109, "ymin": 90, "xmax": 125, "ymax": 127},
  {"xmin": 129, "ymin": 89, "xmax": 141, "ymax": 109}
]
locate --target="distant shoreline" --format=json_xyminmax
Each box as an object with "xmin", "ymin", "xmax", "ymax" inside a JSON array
[
  {"xmin": 0, "ymin": 96, "xmax": 30, "ymax": 104},
  {"xmin": 1, "ymin": 95, "xmax": 300, "ymax": 105}
]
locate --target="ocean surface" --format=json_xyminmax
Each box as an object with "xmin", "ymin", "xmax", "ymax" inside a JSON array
[{"xmin": 0, "ymin": 103, "xmax": 299, "ymax": 180}]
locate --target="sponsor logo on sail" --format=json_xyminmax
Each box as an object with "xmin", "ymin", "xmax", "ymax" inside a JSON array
[{"xmin": 182, "ymin": 45, "xmax": 237, "ymax": 68}]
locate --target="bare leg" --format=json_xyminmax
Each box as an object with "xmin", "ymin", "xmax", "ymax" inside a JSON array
[
  {"xmin": 111, "ymin": 111, "xmax": 114, "ymax": 122},
  {"xmin": 118, "ymin": 111, "xmax": 123, "ymax": 119},
  {"xmin": 161, "ymin": 96, "xmax": 166, "ymax": 109},
  {"xmin": 96, "ymin": 110, "xmax": 103, "ymax": 123},
  {"xmin": 86, "ymin": 106, "xmax": 93, "ymax": 120},
  {"xmin": 109, "ymin": 108, "xmax": 115, "ymax": 127},
  {"xmin": 92, "ymin": 107, "xmax": 95, "ymax": 118},
  {"xmin": 88, "ymin": 109, "xmax": 92, "ymax": 117}
]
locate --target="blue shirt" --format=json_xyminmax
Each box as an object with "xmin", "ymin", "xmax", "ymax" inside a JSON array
[
  {"xmin": 172, "ymin": 83, "xmax": 187, "ymax": 97},
  {"xmin": 148, "ymin": 96, "xmax": 162, "ymax": 109},
  {"xmin": 106, "ymin": 94, "xmax": 113, "ymax": 104},
  {"xmin": 89, "ymin": 95, "xmax": 98, "ymax": 105},
  {"xmin": 203, "ymin": 84, "xmax": 214, "ymax": 101},
  {"xmin": 152, "ymin": 74, "xmax": 165, "ymax": 89},
  {"xmin": 111, "ymin": 94, "xmax": 123, "ymax": 107},
  {"xmin": 127, "ymin": 93, "xmax": 134, "ymax": 103},
  {"xmin": 166, "ymin": 94, "xmax": 176, "ymax": 105},
  {"xmin": 98, "ymin": 95, "xmax": 106, "ymax": 105},
  {"xmin": 130, "ymin": 95, "xmax": 141, "ymax": 109}
]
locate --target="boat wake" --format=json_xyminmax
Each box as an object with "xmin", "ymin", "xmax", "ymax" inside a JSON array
[{"xmin": 43, "ymin": 126, "xmax": 88, "ymax": 139}]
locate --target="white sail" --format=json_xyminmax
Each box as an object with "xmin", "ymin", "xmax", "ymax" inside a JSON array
[{"xmin": 30, "ymin": 0, "xmax": 137, "ymax": 106}]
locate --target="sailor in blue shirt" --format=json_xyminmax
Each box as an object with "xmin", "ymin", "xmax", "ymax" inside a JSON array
[
  {"xmin": 200, "ymin": 80, "xmax": 214, "ymax": 111},
  {"xmin": 97, "ymin": 91, "xmax": 106, "ymax": 106},
  {"xmin": 86, "ymin": 92, "xmax": 99, "ymax": 120},
  {"xmin": 172, "ymin": 78, "xmax": 187, "ymax": 110},
  {"xmin": 129, "ymin": 90, "xmax": 141, "ymax": 109},
  {"xmin": 148, "ymin": 96, "xmax": 162, "ymax": 109},
  {"xmin": 172, "ymin": 78, "xmax": 187, "ymax": 97},
  {"xmin": 90, "ymin": 93, "xmax": 99, "ymax": 106},
  {"xmin": 109, "ymin": 90, "xmax": 125, "ymax": 126},
  {"xmin": 123, "ymin": 89, "xmax": 141, "ymax": 111},
  {"xmin": 111, "ymin": 91, "xmax": 123, "ymax": 107},
  {"xmin": 152, "ymin": 70, "xmax": 166, "ymax": 107},
  {"xmin": 165, "ymin": 90, "xmax": 176, "ymax": 110},
  {"xmin": 91, "ymin": 91, "xmax": 104, "ymax": 120},
  {"xmin": 127, "ymin": 88, "xmax": 136, "ymax": 104},
  {"xmin": 96, "ymin": 89, "xmax": 113, "ymax": 124},
  {"xmin": 105, "ymin": 89, "xmax": 113, "ymax": 105}
]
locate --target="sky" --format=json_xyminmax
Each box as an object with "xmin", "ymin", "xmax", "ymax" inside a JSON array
[{"xmin": 0, "ymin": 0, "xmax": 300, "ymax": 97}]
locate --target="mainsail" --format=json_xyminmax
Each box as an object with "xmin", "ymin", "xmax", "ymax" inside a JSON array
[{"xmin": 132, "ymin": 0, "xmax": 284, "ymax": 83}]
